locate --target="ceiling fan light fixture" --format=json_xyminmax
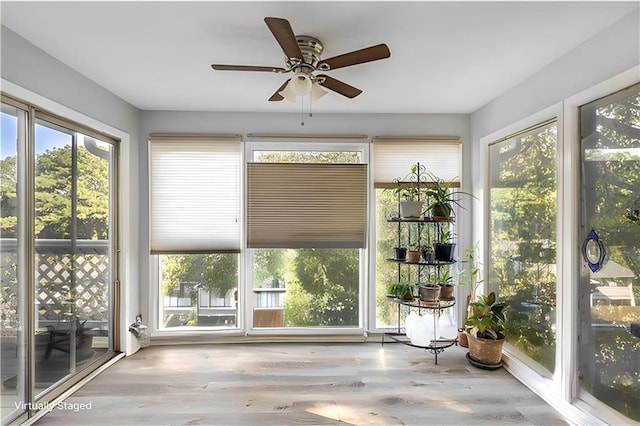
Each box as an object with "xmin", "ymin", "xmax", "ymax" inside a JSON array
[
  {"xmin": 311, "ymin": 82, "xmax": 327, "ymax": 101},
  {"xmin": 278, "ymin": 82, "xmax": 297, "ymax": 102},
  {"xmin": 289, "ymin": 71, "xmax": 312, "ymax": 96}
]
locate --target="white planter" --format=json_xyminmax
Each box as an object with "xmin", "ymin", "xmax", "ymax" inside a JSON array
[{"xmin": 399, "ymin": 201, "xmax": 423, "ymax": 218}]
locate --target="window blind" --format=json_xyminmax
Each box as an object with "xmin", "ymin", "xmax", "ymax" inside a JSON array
[
  {"xmin": 149, "ymin": 134, "xmax": 241, "ymax": 254},
  {"xmin": 373, "ymin": 137, "xmax": 461, "ymax": 186},
  {"xmin": 247, "ymin": 163, "xmax": 368, "ymax": 248}
]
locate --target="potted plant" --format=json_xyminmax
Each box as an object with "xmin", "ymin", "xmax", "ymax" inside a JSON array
[
  {"xmin": 424, "ymin": 173, "xmax": 475, "ymax": 219},
  {"xmin": 464, "ymin": 291, "xmax": 506, "ymax": 366},
  {"xmin": 420, "ymin": 244, "xmax": 434, "ymax": 263},
  {"xmin": 393, "ymin": 246, "xmax": 407, "ymax": 261},
  {"xmin": 436, "ymin": 268, "xmax": 454, "ymax": 300},
  {"xmin": 434, "ymin": 229, "xmax": 456, "ymax": 261},
  {"xmin": 406, "ymin": 240, "xmax": 422, "ymax": 263},
  {"xmin": 457, "ymin": 243, "xmax": 483, "ymax": 347},
  {"xmin": 392, "ymin": 233, "xmax": 408, "ymax": 260},
  {"xmin": 418, "ymin": 272, "xmax": 441, "ymax": 302},
  {"xmin": 388, "ymin": 281, "xmax": 415, "ymax": 301},
  {"xmin": 387, "ymin": 164, "xmax": 425, "ymax": 218}
]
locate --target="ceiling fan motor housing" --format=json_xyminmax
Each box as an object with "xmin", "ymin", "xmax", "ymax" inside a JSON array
[{"xmin": 288, "ymin": 35, "xmax": 329, "ymax": 71}]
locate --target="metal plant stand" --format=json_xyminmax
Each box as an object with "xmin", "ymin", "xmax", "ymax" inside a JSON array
[{"xmin": 382, "ymin": 298, "xmax": 457, "ymax": 365}]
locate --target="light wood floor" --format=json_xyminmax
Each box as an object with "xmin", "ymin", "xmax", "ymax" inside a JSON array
[{"xmin": 35, "ymin": 342, "xmax": 566, "ymax": 425}]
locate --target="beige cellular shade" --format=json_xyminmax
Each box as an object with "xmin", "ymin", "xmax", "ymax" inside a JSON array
[
  {"xmin": 373, "ymin": 137, "xmax": 461, "ymax": 186},
  {"xmin": 247, "ymin": 163, "xmax": 368, "ymax": 248},
  {"xmin": 149, "ymin": 134, "xmax": 241, "ymax": 254}
]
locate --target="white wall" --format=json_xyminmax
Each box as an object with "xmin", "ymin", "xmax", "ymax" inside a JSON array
[
  {"xmin": 1, "ymin": 26, "xmax": 143, "ymax": 355},
  {"xmin": 470, "ymin": 10, "xmax": 639, "ymax": 141}
]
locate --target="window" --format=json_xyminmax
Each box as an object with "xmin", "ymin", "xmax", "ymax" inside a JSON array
[
  {"xmin": 151, "ymin": 135, "xmax": 241, "ymax": 329},
  {"xmin": 578, "ymin": 84, "xmax": 639, "ymax": 421},
  {"xmin": 248, "ymin": 147, "xmax": 366, "ymax": 328},
  {"xmin": 159, "ymin": 253, "xmax": 238, "ymax": 328},
  {"xmin": 488, "ymin": 120, "xmax": 558, "ymax": 374},
  {"xmin": 373, "ymin": 137, "xmax": 461, "ymax": 328}
]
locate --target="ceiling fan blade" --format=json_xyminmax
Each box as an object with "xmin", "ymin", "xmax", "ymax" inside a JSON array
[
  {"xmin": 264, "ymin": 17, "xmax": 303, "ymax": 61},
  {"xmin": 317, "ymin": 75, "xmax": 362, "ymax": 99},
  {"xmin": 269, "ymin": 79, "xmax": 290, "ymax": 102},
  {"xmin": 211, "ymin": 64, "xmax": 286, "ymax": 73},
  {"xmin": 320, "ymin": 44, "xmax": 390, "ymax": 70}
]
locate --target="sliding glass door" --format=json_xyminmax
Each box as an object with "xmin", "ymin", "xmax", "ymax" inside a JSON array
[
  {"xmin": 0, "ymin": 97, "xmax": 118, "ymax": 423},
  {"xmin": 33, "ymin": 118, "xmax": 115, "ymax": 396}
]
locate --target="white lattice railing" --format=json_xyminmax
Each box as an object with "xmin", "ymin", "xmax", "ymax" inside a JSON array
[{"xmin": 1, "ymin": 239, "xmax": 110, "ymax": 330}]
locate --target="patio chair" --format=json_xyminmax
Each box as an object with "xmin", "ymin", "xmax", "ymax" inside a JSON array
[{"xmin": 44, "ymin": 316, "xmax": 91, "ymax": 360}]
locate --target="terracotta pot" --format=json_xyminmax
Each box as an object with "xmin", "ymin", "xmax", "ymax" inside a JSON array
[
  {"xmin": 457, "ymin": 328, "xmax": 469, "ymax": 347},
  {"xmin": 466, "ymin": 331, "xmax": 505, "ymax": 365},
  {"xmin": 439, "ymin": 285, "xmax": 455, "ymax": 300},
  {"xmin": 406, "ymin": 250, "xmax": 421, "ymax": 263}
]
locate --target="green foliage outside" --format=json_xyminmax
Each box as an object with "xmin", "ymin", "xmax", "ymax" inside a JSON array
[
  {"xmin": 0, "ymin": 155, "xmax": 17, "ymax": 234},
  {"xmin": 579, "ymin": 90, "xmax": 640, "ymax": 421},
  {"xmin": 268, "ymin": 248, "xmax": 359, "ymax": 326},
  {"xmin": 489, "ymin": 123, "xmax": 558, "ymax": 373},
  {"xmin": 1, "ymin": 144, "xmax": 110, "ymax": 239},
  {"xmin": 375, "ymin": 188, "xmax": 404, "ymax": 326},
  {"xmin": 161, "ymin": 254, "xmax": 238, "ymax": 298}
]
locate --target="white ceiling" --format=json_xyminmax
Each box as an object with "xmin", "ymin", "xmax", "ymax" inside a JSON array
[{"xmin": 2, "ymin": 1, "xmax": 638, "ymax": 114}]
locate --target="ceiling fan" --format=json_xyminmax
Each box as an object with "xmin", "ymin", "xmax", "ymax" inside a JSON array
[{"xmin": 211, "ymin": 17, "xmax": 391, "ymax": 102}]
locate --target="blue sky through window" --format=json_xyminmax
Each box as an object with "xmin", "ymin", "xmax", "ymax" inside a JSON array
[
  {"xmin": 1, "ymin": 112, "xmax": 72, "ymax": 159},
  {"xmin": 1, "ymin": 112, "xmax": 17, "ymax": 158}
]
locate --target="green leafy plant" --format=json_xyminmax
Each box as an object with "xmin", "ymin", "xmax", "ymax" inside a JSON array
[
  {"xmin": 437, "ymin": 229, "xmax": 454, "ymax": 244},
  {"xmin": 424, "ymin": 173, "xmax": 476, "ymax": 218},
  {"xmin": 459, "ymin": 242, "xmax": 484, "ymax": 315},
  {"xmin": 465, "ymin": 291, "xmax": 506, "ymax": 340},
  {"xmin": 626, "ymin": 209, "xmax": 640, "ymax": 224},
  {"xmin": 419, "ymin": 270, "xmax": 440, "ymax": 289},
  {"xmin": 387, "ymin": 281, "xmax": 414, "ymax": 299},
  {"xmin": 385, "ymin": 164, "xmax": 424, "ymax": 202},
  {"xmin": 435, "ymin": 269, "xmax": 453, "ymax": 287},
  {"xmin": 420, "ymin": 244, "xmax": 434, "ymax": 261}
]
